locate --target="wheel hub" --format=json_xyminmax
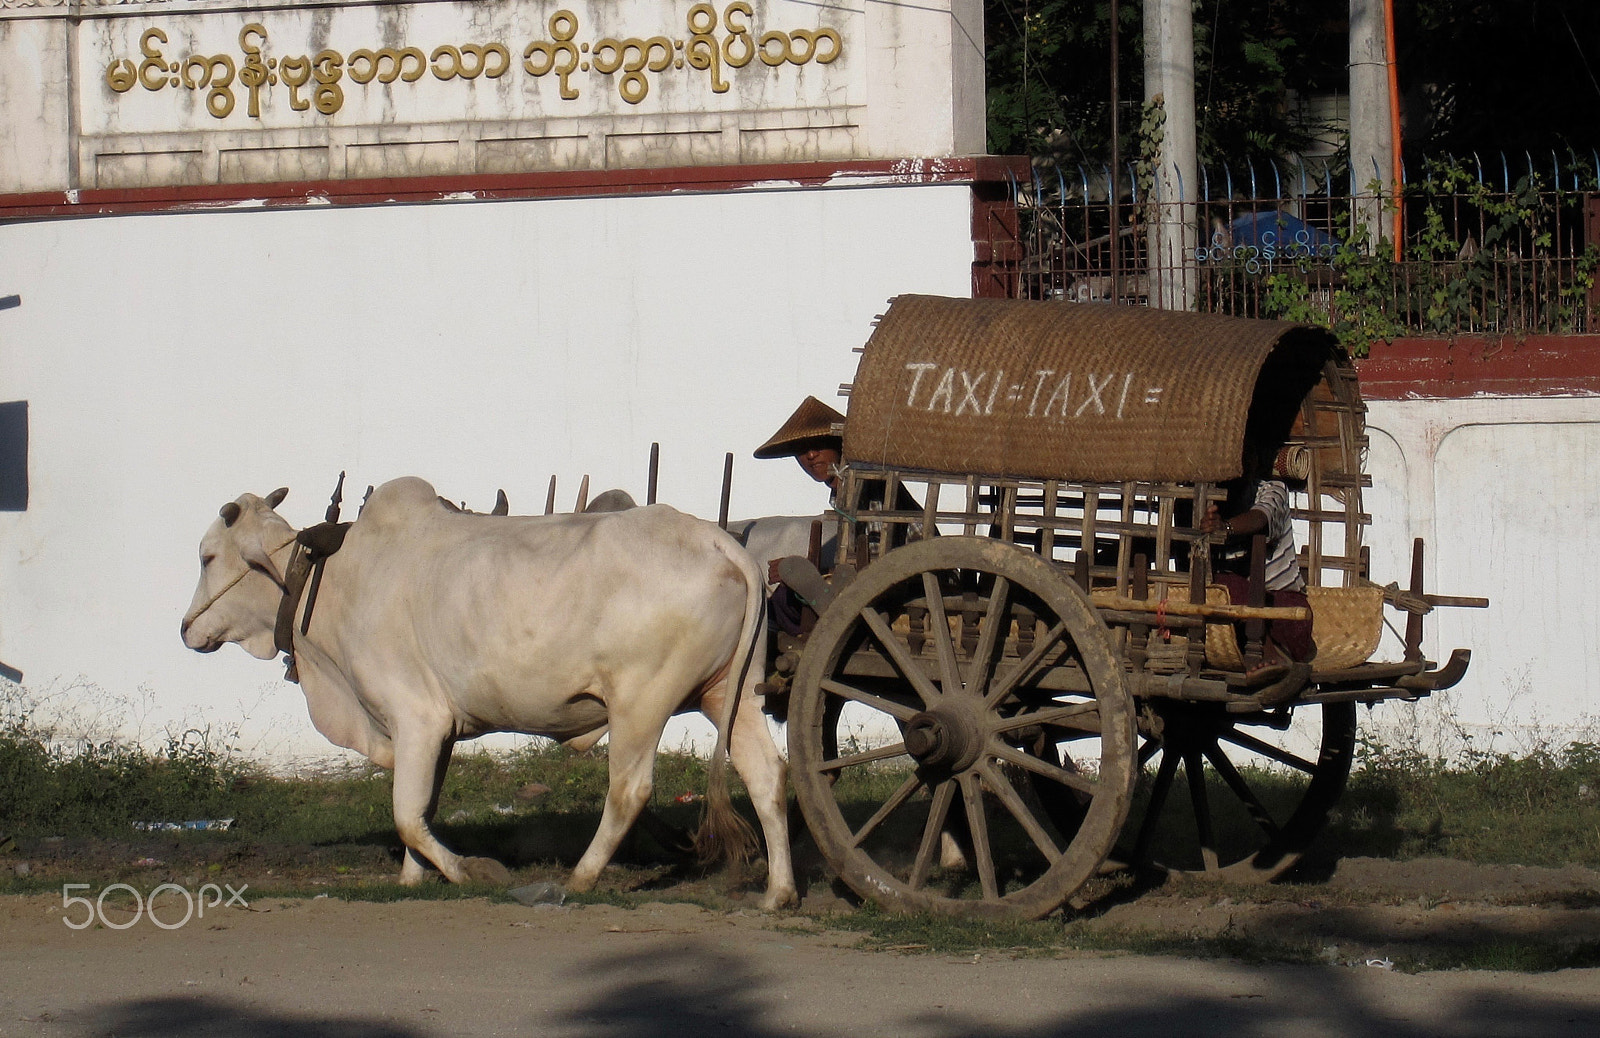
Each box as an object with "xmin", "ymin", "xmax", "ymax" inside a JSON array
[{"xmin": 903, "ymin": 707, "xmax": 983, "ymax": 773}]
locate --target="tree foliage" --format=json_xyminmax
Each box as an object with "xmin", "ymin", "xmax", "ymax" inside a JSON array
[{"xmin": 985, "ymin": 1, "xmax": 1600, "ymax": 163}]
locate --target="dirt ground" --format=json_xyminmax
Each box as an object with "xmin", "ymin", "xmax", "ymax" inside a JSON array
[{"xmin": 3, "ymin": 838, "xmax": 1599, "ymax": 1037}]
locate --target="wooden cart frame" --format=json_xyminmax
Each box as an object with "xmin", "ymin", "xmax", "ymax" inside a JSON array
[{"xmin": 770, "ymin": 295, "xmax": 1480, "ymax": 919}]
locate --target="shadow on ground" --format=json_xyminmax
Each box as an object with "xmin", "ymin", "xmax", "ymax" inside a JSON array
[
  {"xmin": 87, "ymin": 996, "xmax": 426, "ymax": 1038},
  {"xmin": 547, "ymin": 944, "xmax": 1600, "ymax": 1038}
]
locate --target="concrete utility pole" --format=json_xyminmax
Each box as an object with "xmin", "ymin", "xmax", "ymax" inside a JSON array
[
  {"xmin": 1143, "ymin": 0, "xmax": 1198, "ymax": 310},
  {"xmin": 1349, "ymin": 0, "xmax": 1395, "ymax": 249}
]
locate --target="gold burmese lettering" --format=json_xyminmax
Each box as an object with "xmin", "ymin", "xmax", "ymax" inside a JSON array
[
  {"xmin": 523, "ymin": 10, "xmax": 581, "ymax": 100},
  {"xmin": 238, "ymin": 24, "xmax": 269, "ymax": 118},
  {"xmin": 103, "ymin": 8, "xmax": 845, "ymax": 118},
  {"xmin": 347, "ymin": 48, "xmax": 428, "ymax": 86}
]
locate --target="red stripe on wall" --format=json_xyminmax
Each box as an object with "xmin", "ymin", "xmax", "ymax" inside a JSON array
[
  {"xmin": 1358, "ymin": 336, "xmax": 1600, "ymax": 400},
  {"xmin": 0, "ymin": 157, "xmax": 1024, "ymax": 222}
]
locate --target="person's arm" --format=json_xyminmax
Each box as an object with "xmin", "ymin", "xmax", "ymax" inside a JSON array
[{"xmin": 1200, "ymin": 502, "xmax": 1267, "ymax": 539}]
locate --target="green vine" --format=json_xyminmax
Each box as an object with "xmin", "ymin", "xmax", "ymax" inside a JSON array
[
  {"xmin": 1255, "ymin": 157, "xmax": 1597, "ymax": 356},
  {"xmin": 1132, "ymin": 98, "xmax": 1166, "ymax": 208}
]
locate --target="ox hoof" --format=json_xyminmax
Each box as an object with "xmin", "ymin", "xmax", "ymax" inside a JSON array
[
  {"xmin": 759, "ymin": 888, "xmax": 800, "ymax": 913},
  {"xmin": 461, "ymin": 856, "xmax": 513, "ymax": 886},
  {"xmin": 939, "ymin": 832, "xmax": 969, "ymax": 871}
]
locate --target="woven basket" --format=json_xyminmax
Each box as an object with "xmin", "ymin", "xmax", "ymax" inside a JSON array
[
  {"xmin": 1305, "ymin": 584, "xmax": 1385, "ymax": 670},
  {"xmin": 1203, "ymin": 583, "xmax": 1384, "ymax": 671}
]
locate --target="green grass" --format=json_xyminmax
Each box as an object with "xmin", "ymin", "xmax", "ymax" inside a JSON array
[
  {"xmin": 6, "ymin": 703, "xmax": 1600, "ymax": 869},
  {"xmin": 1325, "ymin": 738, "xmax": 1600, "ymax": 869},
  {"xmin": 0, "ymin": 710, "xmax": 714, "ymax": 846}
]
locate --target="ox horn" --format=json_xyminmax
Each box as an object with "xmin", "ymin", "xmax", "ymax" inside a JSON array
[
  {"xmin": 265, "ymin": 487, "xmax": 289, "ymax": 509},
  {"xmin": 492, "ymin": 489, "xmax": 508, "ymax": 516},
  {"xmin": 219, "ymin": 502, "xmax": 242, "ymax": 526}
]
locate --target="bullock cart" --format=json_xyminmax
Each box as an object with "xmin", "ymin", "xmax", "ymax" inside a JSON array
[{"xmin": 769, "ymin": 296, "xmax": 1482, "ymax": 920}]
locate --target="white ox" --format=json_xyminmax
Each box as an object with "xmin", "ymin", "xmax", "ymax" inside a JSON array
[
  {"xmin": 181, "ymin": 477, "xmax": 796, "ymax": 909},
  {"xmin": 725, "ymin": 515, "xmax": 837, "ymax": 586}
]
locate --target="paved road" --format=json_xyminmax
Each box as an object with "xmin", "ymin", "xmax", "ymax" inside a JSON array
[{"xmin": 3, "ymin": 895, "xmax": 1598, "ymax": 1037}]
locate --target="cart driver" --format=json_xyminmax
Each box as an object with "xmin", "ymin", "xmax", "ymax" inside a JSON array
[
  {"xmin": 1200, "ymin": 442, "xmax": 1315, "ymax": 678},
  {"xmin": 753, "ymin": 395, "xmax": 845, "ymax": 495},
  {"xmin": 751, "ymin": 396, "xmax": 846, "ymax": 633}
]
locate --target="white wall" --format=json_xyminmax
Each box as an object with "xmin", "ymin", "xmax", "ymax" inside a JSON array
[
  {"xmin": 1364, "ymin": 396, "xmax": 1600, "ymax": 752},
  {"xmin": 0, "ymin": 181, "xmax": 975, "ymax": 762}
]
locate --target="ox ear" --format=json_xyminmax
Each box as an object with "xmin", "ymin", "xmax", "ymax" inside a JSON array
[
  {"xmin": 264, "ymin": 487, "xmax": 289, "ymax": 509},
  {"xmin": 242, "ymin": 534, "xmax": 287, "ymax": 591},
  {"xmin": 219, "ymin": 502, "xmax": 242, "ymax": 527}
]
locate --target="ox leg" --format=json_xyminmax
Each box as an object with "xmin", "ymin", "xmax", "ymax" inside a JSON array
[
  {"xmin": 724, "ymin": 700, "xmax": 798, "ymax": 911},
  {"xmin": 568, "ymin": 718, "xmax": 662, "ymax": 893},
  {"xmin": 397, "ymin": 738, "xmax": 455, "ymax": 885},
  {"xmin": 392, "ymin": 729, "xmax": 513, "ymax": 887}
]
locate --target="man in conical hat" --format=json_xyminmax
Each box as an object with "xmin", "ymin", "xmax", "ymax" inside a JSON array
[{"xmin": 753, "ymin": 395, "xmax": 845, "ymax": 492}]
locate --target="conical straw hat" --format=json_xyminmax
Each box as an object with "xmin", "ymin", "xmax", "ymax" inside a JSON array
[{"xmin": 753, "ymin": 396, "xmax": 846, "ymax": 459}]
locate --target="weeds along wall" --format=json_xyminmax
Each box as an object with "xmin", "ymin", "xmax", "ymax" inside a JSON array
[{"xmin": 0, "ymin": 183, "xmax": 977, "ymax": 762}]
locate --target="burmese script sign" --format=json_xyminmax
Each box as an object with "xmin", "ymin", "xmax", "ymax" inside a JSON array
[{"xmin": 83, "ymin": 1, "xmax": 854, "ymax": 134}]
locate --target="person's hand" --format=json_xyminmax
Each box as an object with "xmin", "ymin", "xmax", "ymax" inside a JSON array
[
  {"xmin": 768, "ymin": 558, "xmax": 782, "ymax": 583},
  {"xmin": 1200, "ymin": 503, "xmax": 1224, "ymax": 534}
]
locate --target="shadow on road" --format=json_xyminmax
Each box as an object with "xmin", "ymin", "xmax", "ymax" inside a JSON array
[
  {"xmin": 87, "ymin": 996, "xmax": 428, "ymax": 1038},
  {"xmin": 550, "ymin": 943, "xmax": 1600, "ymax": 1038}
]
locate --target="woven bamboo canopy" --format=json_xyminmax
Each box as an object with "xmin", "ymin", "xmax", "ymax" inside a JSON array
[{"xmin": 842, "ymin": 295, "xmax": 1340, "ymax": 484}]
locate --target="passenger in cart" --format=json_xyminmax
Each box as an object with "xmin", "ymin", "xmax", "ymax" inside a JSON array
[{"xmin": 1200, "ymin": 441, "xmax": 1316, "ymax": 679}]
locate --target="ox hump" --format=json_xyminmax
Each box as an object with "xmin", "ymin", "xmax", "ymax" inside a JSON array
[{"xmin": 360, "ymin": 477, "xmax": 445, "ymax": 523}]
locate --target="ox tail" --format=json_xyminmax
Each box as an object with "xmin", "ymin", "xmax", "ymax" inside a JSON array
[{"xmin": 692, "ymin": 539, "xmax": 765, "ymax": 868}]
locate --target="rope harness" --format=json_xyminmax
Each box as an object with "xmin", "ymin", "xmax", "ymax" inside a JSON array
[
  {"xmin": 188, "ymin": 474, "xmax": 355, "ymax": 685},
  {"xmin": 182, "ymin": 534, "xmax": 299, "ymax": 629}
]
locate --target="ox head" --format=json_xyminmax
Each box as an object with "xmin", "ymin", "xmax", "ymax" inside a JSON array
[{"xmin": 181, "ymin": 487, "xmax": 294, "ymax": 659}]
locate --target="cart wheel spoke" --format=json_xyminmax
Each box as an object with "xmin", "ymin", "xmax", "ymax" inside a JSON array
[
  {"xmin": 966, "ymin": 576, "xmax": 1011, "ymax": 695},
  {"xmin": 820, "ymin": 741, "xmax": 909, "ymax": 773},
  {"xmin": 992, "ymin": 701, "xmax": 1101, "ymax": 736},
  {"xmin": 819, "ymin": 678, "xmax": 920, "ymax": 723},
  {"xmin": 859, "ymin": 606, "xmax": 943, "ymax": 707},
  {"xmin": 1221, "ymin": 727, "xmax": 1318, "ymax": 774},
  {"xmin": 991, "ymin": 740, "xmax": 1098, "ymax": 797},
  {"xmin": 979, "ymin": 761, "xmax": 1061, "ymax": 864},
  {"xmin": 1202, "ymin": 740, "xmax": 1281, "ymax": 840},
  {"xmin": 1183, "ymin": 748, "xmax": 1221, "ymax": 873},
  {"xmin": 984, "ymin": 621, "xmax": 1068, "ymax": 710},
  {"xmin": 850, "ymin": 772, "xmax": 925, "ymax": 848},
  {"xmin": 920, "ymin": 572, "xmax": 963, "ymax": 695},
  {"xmin": 909, "ymin": 779, "xmax": 959, "ymax": 890},
  {"xmin": 1122, "ymin": 702, "xmax": 1358, "ymax": 882},
  {"xmin": 1137, "ymin": 736, "xmax": 1162, "ymax": 767},
  {"xmin": 959, "ymin": 772, "xmax": 999, "ymax": 900},
  {"xmin": 1132, "ymin": 747, "xmax": 1180, "ymax": 862}
]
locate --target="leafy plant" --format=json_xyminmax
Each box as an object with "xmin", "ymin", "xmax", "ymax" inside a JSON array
[{"xmin": 1254, "ymin": 158, "xmax": 1597, "ymax": 353}]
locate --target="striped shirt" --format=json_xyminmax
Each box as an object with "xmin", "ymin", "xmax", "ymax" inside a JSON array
[{"xmin": 1250, "ymin": 480, "xmax": 1305, "ymax": 592}]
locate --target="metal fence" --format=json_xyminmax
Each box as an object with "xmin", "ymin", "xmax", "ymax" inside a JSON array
[{"xmin": 1005, "ymin": 152, "xmax": 1600, "ymax": 343}]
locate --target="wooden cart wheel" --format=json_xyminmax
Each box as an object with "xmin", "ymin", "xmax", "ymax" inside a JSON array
[
  {"xmin": 1117, "ymin": 699, "xmax": 1357, "ymax": 882},
  {"xmin": 789, "ymin": 537, "xmax": 1137, "ymax": 919}
]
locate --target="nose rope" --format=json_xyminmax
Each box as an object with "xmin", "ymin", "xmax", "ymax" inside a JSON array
[{"xmin": 183, "ymin": 533, "xmax": 299, "ymax": 628}]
